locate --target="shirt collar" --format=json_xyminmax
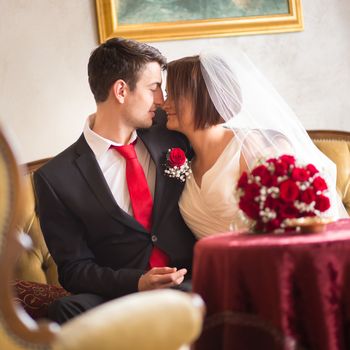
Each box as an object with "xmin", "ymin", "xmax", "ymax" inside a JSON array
[{"xmin": 83, "ymin": 114, "xmax": 138, "ymax": 160}]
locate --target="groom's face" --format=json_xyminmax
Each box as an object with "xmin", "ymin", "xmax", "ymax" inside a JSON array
[{"xmin": 123, "ymin": 62, "xmax": 164, "ymax": 129}]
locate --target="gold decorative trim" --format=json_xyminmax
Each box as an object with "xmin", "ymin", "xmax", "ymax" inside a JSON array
[
  {"xmin": 307, "ymin": 130, "xmax": 350, "ymax": 143},
  {"xmin": 96, "ymin": 0, "xmax": 303, "ymax": 43}
]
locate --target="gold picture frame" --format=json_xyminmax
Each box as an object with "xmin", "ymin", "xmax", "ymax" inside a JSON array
[{"xmin": 96, "ymin": 0, "xmax": 303, "ymax": 43}]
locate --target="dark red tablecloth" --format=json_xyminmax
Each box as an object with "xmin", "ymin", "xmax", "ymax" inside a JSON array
[{"xmin": 192, "ymin": 219, "xmax": 350, "ymax": 350}]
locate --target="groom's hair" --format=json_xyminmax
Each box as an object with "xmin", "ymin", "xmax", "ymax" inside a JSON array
[
  {"xmin": 166, "ymin": 55, "xmax": 224, "ymax": 130},
  {"xmin": 88, "ymin": 37, "xmax": 166, "ymax": 103}
]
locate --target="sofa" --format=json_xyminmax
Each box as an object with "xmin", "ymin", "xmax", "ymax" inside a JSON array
[
  {"xmin": 307, "ymin": 130, "xmax": 350, "ymax": 213},
  {"xmin": 12, "ymin": 129, "xmax": 350, "ymax": 318}
]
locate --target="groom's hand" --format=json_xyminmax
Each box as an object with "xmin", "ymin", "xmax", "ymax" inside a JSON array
[{"xmin": 138, "ymin": 267, "xmax": 187, "ymax": 291}]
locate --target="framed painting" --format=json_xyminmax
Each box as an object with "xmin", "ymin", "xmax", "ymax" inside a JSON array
[{"xmin": 96, "ymin": 0, "xmax": 303, "ymax": 43}]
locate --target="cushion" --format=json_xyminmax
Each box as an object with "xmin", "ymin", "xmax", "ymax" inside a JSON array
[{"xmin": 12, "ymin": 279, "xmax": 70, "ymax": 319}]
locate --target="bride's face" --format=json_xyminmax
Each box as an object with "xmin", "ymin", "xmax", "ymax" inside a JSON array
[{"xmin": 163, "ymin": 94, "xmax": 194, "ymax": 133}]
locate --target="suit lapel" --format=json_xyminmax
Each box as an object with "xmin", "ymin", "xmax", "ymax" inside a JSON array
[{"xmin": 74, "ymin": 135, "xmax": 148, "ymax": 233}]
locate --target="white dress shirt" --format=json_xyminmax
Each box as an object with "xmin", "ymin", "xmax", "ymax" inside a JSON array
[{"xmin": 83, "ymin": 114, "xmax": 156, "ymax": 216}]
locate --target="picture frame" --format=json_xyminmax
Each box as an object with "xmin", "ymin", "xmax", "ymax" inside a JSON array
[{"xmin": 95, "ymin": 0, "xmax": 303, "ymax": 43}]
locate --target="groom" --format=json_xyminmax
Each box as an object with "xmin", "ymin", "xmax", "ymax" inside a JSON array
[{"xmin": 34, "ymin": 38, "xmax": 196, "ymax": 324}]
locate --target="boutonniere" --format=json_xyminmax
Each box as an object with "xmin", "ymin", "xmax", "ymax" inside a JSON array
[{"xmin": 164, "ymin": 148, "xmax": 192, "ymax": 182}]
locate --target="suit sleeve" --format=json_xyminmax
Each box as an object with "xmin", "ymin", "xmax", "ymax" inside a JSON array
[{"xmin": 34, "ymin": 171, "xmax": 144, "ymax": 299}]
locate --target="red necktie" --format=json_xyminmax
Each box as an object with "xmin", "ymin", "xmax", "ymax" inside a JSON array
[{"xmin": 111, "ymin": 141, "xmax": 169, "ymax": 268}]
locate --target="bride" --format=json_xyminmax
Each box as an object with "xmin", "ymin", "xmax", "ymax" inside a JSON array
[{"xmin": 162, "ymin": 50, "xmax": 347, "ymax": 239}]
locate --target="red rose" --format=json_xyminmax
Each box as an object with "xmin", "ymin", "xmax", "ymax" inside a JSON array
[
  {"xmin": 279, "ymin": 155, "xmax": 296, "ymax": 166},
  {"xmin": 271, "ymin": 175, "xmax": 279, "ymax": 187},
  {"xmin": 237, "ymin": 172, "xmax": 248, "ymax": 189},
  {"xmin": 261, "ymin": 173, "xmax": 276, "ymax": 187},
  {"xmin": 168, "ymin": 148, "xmax": 186, "ymax": 167},
  {"xmin": 264, "ymin": 196, "xmax": 280, "ymax": 210},
  {"xmin": 279, "ymin": 203, "xmax": 300, "ymax": 219},
  {"xmin": 299, "ymin": 188, "xmax": 316, "ymax": 204},
  {"xmin": 274, "ymin": 162, "xmax": 289, "ymax": 176},
  {"xmin": 267, "ymin": 158, "xmax": 278, "ymax": 165},
  {"xmin": 315, "ymin": 195, "xmax": 331, "ymax": 212},
  {"xmin": 243, "ymin": 183, "xmax": 260, "ymax": 201},
  {"xmin": 292, "ymin": 167, "xmax": 310, "ymax": 182},
  {"xmin": 279, "ymin": 180, "xmax": 300, "ymax": 202},
  {"xmin": 252, "ymin": 165, "xmax": 274, "ymax": 186},
  {"xmin": 239, "ymin": 199, "xmax": 260, "ymax": 219},
  {"xmin": 252, "ymin": 165, "xmax": 269, "ymax": 178},
  {"xmin": 313, "ymin": 176, "xmax": 328, "ymax": 191},
  {"xmin": 266, "ymin": 218, "xmax": 282, "ymax": 231},
  {"xmin": 306, "ymin": 164, "xmax": 319, "ymax": 176}
]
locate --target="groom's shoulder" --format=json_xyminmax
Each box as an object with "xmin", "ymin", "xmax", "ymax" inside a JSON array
[{"xmin": 36, "ymin": 134, "xmax": 85, "ymax": 178}]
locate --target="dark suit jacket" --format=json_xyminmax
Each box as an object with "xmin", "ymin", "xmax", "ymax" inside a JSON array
[{"xmin": 34, "ymin": 118, "xmax": 196, "ymax": 299}]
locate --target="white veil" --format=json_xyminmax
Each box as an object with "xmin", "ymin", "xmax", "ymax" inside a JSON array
[{"xmin": 199, "ymin": 49, "xmax": 348, "ymax": 219}]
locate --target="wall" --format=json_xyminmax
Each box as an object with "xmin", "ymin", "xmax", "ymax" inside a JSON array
[{"xmin": 0, "ymin": 0, "xmax": 349, "ymax": 162}]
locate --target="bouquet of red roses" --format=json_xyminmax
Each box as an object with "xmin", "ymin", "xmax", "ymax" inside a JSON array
[{"xmin": 236, "ymin": 154, "xmax": 331, "ymax": 233}]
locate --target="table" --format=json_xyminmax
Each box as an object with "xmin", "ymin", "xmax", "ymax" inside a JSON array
[{"xmin": 192, "ymin": 219, "xmax": 350, "ymax": 350}]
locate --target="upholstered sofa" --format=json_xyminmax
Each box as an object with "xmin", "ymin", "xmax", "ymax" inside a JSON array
[
  {"xmin": 307, "ymin": 130, "xmax": 350, "ymax": 213},
  {"xmin": 12, "ymin": 130, "xmax": 350, "ymax": 318}
]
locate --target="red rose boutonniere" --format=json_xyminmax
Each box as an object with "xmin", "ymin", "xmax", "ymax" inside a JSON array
[
  {"xmin": 164, "ymin": 148, "xmax": 191, "ymax": 182},
  {"xmin": 236, "ymin": 154, "xmax": 331, "ymax": 233}
]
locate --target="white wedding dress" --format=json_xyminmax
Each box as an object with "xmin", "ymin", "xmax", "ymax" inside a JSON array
[
  {"xmin": 179, "ymin": 136, "xmax": 248, "ymax": 239},
  {"xmin": 178, "ymin": 51, "xmax": 347, "ymax": 239}
]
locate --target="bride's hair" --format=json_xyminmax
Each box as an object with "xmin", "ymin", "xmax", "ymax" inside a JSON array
[{"xmin": 166, "ymin": 55, "xmax": 224, "ymax": 129}]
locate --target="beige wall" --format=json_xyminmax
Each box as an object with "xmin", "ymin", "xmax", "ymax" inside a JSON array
[{"xmin": 1, "ymin": 0, "xmax": 349, "ymax": 162}]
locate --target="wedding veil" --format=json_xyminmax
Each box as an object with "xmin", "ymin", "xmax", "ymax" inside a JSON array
[{"xmin": 199, "ymin": 49, "xmax": 347, "ymax": 218}]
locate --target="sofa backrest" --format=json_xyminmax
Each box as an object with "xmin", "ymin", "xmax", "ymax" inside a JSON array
[
  {"xmin": 307, "ymin": 130, "xmax": 350, "ymax": 215},
  {"xmin": 15, "ymin": 158, "xmax": 60, "ymax": 285}
]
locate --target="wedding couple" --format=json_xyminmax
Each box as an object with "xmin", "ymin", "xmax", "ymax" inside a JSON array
[{"xmin": 34, "ymin": 38, "xmax": 345, "ymax": 324}]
